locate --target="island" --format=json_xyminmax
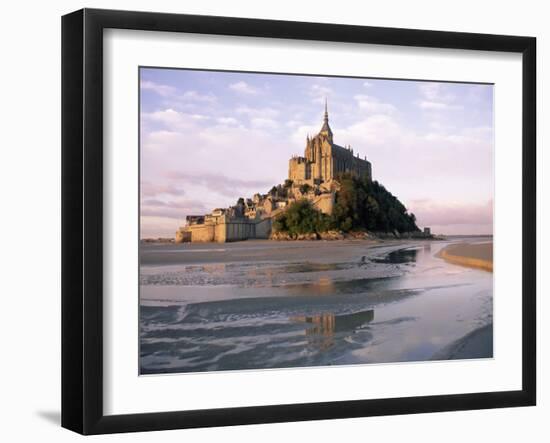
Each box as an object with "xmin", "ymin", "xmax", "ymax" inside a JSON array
[{"xmin": 175, "ymin": 102, "xmax": 429, "ymax": 243}]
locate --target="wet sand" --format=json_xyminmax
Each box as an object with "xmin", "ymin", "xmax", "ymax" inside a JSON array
[
  {"xmin": 140, "ymin": 238, "xmax": 381, "ymax": 266},
  {"xmin": 139, "ymin": 238, "xmax": 493, "ymax": 373},
  {"xmin": 431, "ymin": 323, "xmax": 493, "ymax": 360},
  {"xmin": 437, "ymin": 242, "xmax": 493, "ymax": 272}
]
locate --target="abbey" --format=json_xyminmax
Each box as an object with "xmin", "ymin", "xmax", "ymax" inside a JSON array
[
  {"xmin": 176, "ymin": 103, "xmax": 373, "ymax": 243},
  {"xmin": 289, "ymin": 101, "xmax": 372, "ymax": 188}
]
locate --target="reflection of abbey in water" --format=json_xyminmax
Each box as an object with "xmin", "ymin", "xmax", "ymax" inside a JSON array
[
  {"xmin": 176, "ymin": 102, "xmax": 372, "ymax": 243},
  {"xmin": 292, "ymin": 309, "xmax": 374, "ymax": 350}
]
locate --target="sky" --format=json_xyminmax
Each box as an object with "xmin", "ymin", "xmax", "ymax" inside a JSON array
[{"xmin": 140, "ymin": 68, "xmax": 494, "ymax": 238}]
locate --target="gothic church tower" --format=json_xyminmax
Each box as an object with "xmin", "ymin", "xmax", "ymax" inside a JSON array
[{"xmin": 288, "ymin": 100, "xmax": 372, "ymax": 186}]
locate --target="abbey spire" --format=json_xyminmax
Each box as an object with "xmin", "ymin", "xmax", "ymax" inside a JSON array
[{"xmin": 319, "ymin": 98, "xmax": 333, "ymax": 142}]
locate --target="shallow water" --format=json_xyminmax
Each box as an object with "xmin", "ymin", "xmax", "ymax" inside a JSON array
[{"xmin": 139, "ymin": 239, "xmax": 493, "ymax": 374}]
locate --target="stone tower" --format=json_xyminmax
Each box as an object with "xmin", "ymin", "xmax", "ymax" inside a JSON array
[{"xmin": 288, "ymin": 100, "xmax": 372, "ymax": 186}]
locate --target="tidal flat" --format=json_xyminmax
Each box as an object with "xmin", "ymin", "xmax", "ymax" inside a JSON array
[{"xmin": 139, "ymin": 238, "xmax": 493, "ymax": 374}]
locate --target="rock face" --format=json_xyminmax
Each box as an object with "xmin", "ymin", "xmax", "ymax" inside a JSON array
[
  {"xmin": 270, "ymin": 231, "xmax": 293, "ymax": 241},
  {"xmin": 270, "ymin": 231, "xmax": 319, "ymax": 241},
  {"xmin": 296, "ymin": 232, "xmax": 319, "ymax": 241},
  {"xmin": 270, "ymin": 230, "xmax": 373, "ymax": 241},
  {"xmin": 318, "ymin": 230, "xmax": 345, "ymax": 241}
]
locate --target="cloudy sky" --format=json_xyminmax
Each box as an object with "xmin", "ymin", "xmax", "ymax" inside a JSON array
[{"xmin": 140, "ymin": 68, "xmax": 494, "ymax": 238}]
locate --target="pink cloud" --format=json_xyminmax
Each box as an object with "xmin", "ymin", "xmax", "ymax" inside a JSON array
[
  {"xmin": 164, "ymin": 171, "xmax": 273, "ymax": 198},
  {"xmin": 141, "ymin": 181, "xmax": 185, "ymax": 198},
  {"xmin": 408, "ymin": 199, "xmax": 493, "ymax": 227},
  {"xmin": 140, "ymin": 197, "xmax": 209, "ymax": 219}
]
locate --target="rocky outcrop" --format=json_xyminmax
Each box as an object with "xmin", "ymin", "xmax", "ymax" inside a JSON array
[
  {"xmin": 270, "ymin": 231, "xmax": 319, "ymax": 241},
  {"xmin": 318, "ymin": 230, "xmax": 345, "ymax": 240},
  {"xmin": 270, "ymin": 230, "xmax": 377, "ymax": 241}
]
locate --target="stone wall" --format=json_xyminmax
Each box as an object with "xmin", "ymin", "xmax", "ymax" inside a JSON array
[
  {"xmin": 290, "ymin": 140, "xmax": 372, "ymax": 185},
  {"xmin": 215, "ymin": 222, "xmax": 227, "ymax": 243},
  {"xmin": 178, "ymin": 216, "xmax": 273, "ymax": 243},
  {"xmin": 188, "ymin": 224, "xmax": 215, "ymax": 242},
  {"xmin": 288, "ymin": 157, "xmax": 309, "ymax": 183},
  {"xmin": 189, "ymin": 220, "xmax": 252, "ymax": 243},
  {"xmin": 255, "ymin": 218, "xmax": 272, "ymax": 239},
  {"xmin": 311, "ymin": 192, "xmax": 335, "ymax": 215},
  {"xmin": 331, "ymin": 143, "xmax": 372, "ymax": 181},
  {"xmin": 175, "ymin": 229, "xmax": 191, "ymax": 243},
  {"xmin": 225, "ymin": 221, "xmax": 253, "ymax": 242}
]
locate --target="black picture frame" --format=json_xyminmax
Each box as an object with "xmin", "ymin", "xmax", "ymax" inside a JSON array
[{"xmin": 61, "ymin": 8, "xmax": 536, "ymax": 435}]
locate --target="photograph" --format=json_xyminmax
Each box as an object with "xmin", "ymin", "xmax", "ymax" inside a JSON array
[
  {"xmin": 0, "ymin": 0, "xmax": 543, "ymax": 439},
  {"xmin": 138, "ymin": 68, "xmax": 494, "ymax": 375}
]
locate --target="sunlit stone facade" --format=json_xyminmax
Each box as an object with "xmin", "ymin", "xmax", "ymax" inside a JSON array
[{"xmin": 289, "ymin": 101, "xmax": 372, "ymax": 187}]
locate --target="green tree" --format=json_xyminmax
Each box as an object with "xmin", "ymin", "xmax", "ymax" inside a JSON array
[
  {"xmin": 331, "ymin": 173, "xmax": 419, "ymax": 233},
  {"xmin": 272, "ymin": 174, "xmax": 419, "ymax": 235},
  {"xmin": 273, "ymin": 200, "xmax": 330, "ymax": 236}
]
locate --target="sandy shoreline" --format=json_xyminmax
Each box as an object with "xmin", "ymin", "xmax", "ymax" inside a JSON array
[
  {"xmin": 140, "ymin": 238, "xmax": 391, "ymax": 266},
  {"xmin": 437, "ymin": 242, "xmax": 493, "ymax": 272}
]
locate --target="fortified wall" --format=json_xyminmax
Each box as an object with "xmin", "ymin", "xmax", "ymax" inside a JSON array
[{"xmin": 176, "ymin": 215, "xmax": 272, "ymax": 243}]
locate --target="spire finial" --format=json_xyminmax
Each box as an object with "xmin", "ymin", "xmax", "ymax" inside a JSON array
[{"xmin": 324, "ymin": 97, "xmax": 328, "ymax": 120}]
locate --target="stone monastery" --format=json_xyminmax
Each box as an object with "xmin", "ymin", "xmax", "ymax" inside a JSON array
[
  {"xmin": 176, "ymin": 102, "xmax": 372, "ymax": 243},
  {"xmin": 289, "ymin": 100, "xmax": 371, "ymax": 187}
]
